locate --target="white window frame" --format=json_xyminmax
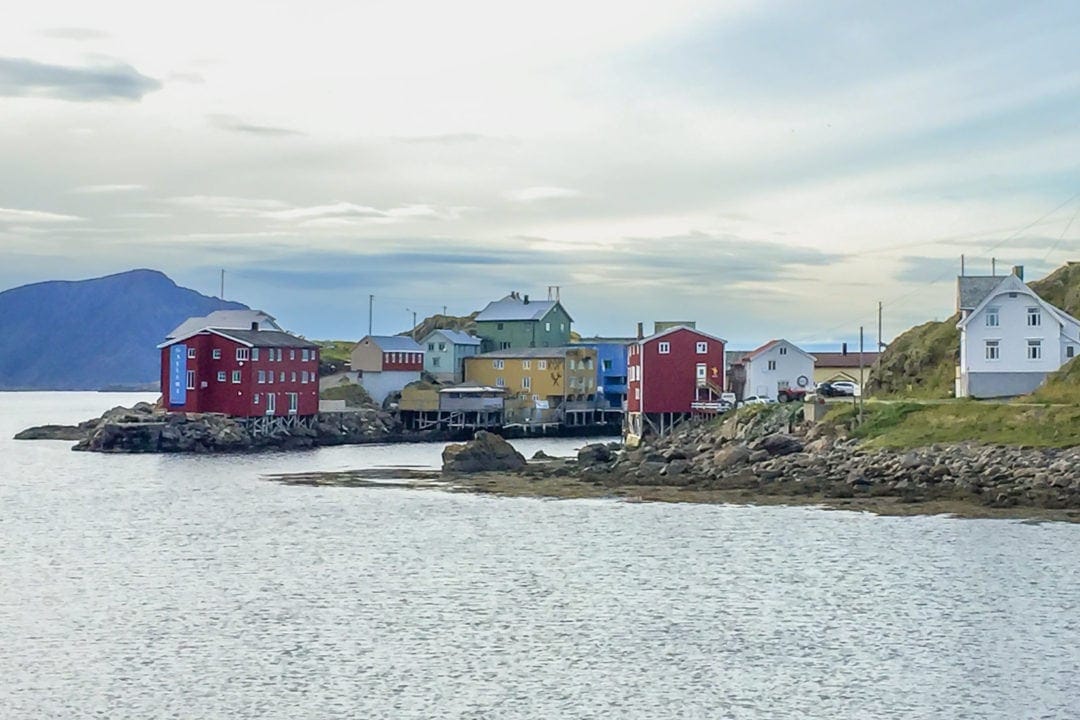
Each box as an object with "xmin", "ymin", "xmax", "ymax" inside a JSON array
[
  {"xmin": 217, "ymin": 371, "xmax": 226, "ymax": 382},
  {"xmin": 288, "ymin": 392, "xmax": 298, "ymax": 414},
  {"xmin": 289, "ymin": 350, "xmax": 296, "ymax": 361},
  {"xmin": 522, "ymin": 376, "xmax": 531, "ymax": 390},
  {"xmin": 696, "ymin": 363, "xmax": 707, "ymax": 379},
  {"xmin": 1027, "ymin": 307, "xmax": 1042, "ymax": 327},
  {"xmin": 658, "ymin": 342, "xmax": 670, "ymax": 354},
  {"xmin": 280, "ymin": 371, "xmax": 285, "ymax": 382},
  {"xmin": 231, "ymin": 370, "xmax": 242, "ymax": 384},
  {"xmin": 254, "ymin": 393, "xmax": 260, "ymax": 405},
  {"xmin": 538, "ymin": 360, "xmax": 548, "ymax": 370},
  {"xmin": 522, "ymin": 360, "xmax": 531, "ymax": 369},
  {"xmin": 986, "ymin": 308, "xmax": 1000, "ymax": 327},
  {"xmin": 493, "ymin": 359, "xmax": 505, "ymax": 369},
  {"xmin": 186, "ymin": 370, "xmax": 195, "ymax": 390},
  {"xmin": 696, "ymin": 342, "xmax": 708, "ymax": 354},
  {"xmin": 545, "ymin": 322, "xmax": 551, "ymax": 332},
  {"xmin": 496, "ymin": 376, "xmax": 505, "ymax": 387},
  {"xmin": 236, "ymin": 348, "xmax": 250, "ymax": 361},
  {"xmin": 767, "ymin": 360, "xmax": 777, "ymax": 371},
  {"xmin": 1069, "ymin": 346, "xmax": 1076, "ymax": 359},
  {"xmin": 212, "ymin": 348, "xmax": 221, "ymax": 360},
  {"xmin": 187, "ymin": 347, "xmax": 196, "ymax": 359},
  {"xmin": 1027, "ymin": 339, "xmax": 1043, "ymax": 361},
  {"xmin": 252, "ymin": 348, "xmax": 260, "ymax": 361},
  {"xmin": 779, "ymin": 346, "xmax": 788, "ymax": 355},
  {"xmin": 291, "ymin": 371, "xmax": 297, "ymax": 382},
  {"xmin": 985, "ymin": 340, "xmax": 1000, "ymax": 361}
]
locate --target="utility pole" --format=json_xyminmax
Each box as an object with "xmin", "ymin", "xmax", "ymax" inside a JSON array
[
  {"xmin": 368, "ymin": 295, "xmax": 374, "ymax": 337},
  {"xmin": 992, "ymin": 257, "xmax": 997, "ymax": 276},
  {"xmin": 220, "ymin": 269, "xmax": 225, "ymax": 299},
  {"xmin": 960, "ymin": 254, "xmax": 965, "ymax": 276},
  {"xmin": 858, "ymin": 326, "xmax": 865, "ymax": 423},
  {"xmin": 442, "ymin": 305, "xmax": 447, "ymax": 317},
  {"xmin": 877, "ymin": 301, "xmax": 883, "ymax": 350},
  {"xmin": 407, "ymin": 308, "xmax": 417, "ymax": 339}
]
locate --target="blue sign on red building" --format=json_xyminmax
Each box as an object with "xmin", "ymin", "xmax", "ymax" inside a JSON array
[{"xmin": 169, "ymin": 344, "xmax": 187, "ymax": 406}]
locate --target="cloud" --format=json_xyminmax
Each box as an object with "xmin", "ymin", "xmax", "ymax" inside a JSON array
[
  {"xmin": 39, "ymin": 27, "xmax": 110, "ymax": 41},
  {"xmin": 163, "ymin": 195, "xmax": 290, "ymax": 216},
  {"xmin": 0, "ymin": 57, "xmax": 161, "ymax": 101},
  {"xmin": 0, "ymin": 207, "xmax": 82, "ymax": 223},
  {"xmin": 72, "ymin": 183, "xmax": 145, "ymax": 194},
  {"xmin": 207, "ymin": 114, "xmax": 304, "ymax": 137},
  {"xmin": 506, "ymin": 186, "xmax": 582, "ymax": 202},
  {"xmin": 392, "ymin": 133, "xmax": 490, "ymax": 144}
]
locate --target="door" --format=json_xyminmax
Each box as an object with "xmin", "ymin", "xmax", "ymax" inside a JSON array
[
  {"xmin": 696, "ymin": 363, "xmax": 707, "ymax": 386},
  {"xmin": 266, "ymin": 392, "xmax": 276, "ymax": 415}
]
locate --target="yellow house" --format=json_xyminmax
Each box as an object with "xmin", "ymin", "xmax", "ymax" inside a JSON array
[
  {"xmin": 464, "ymin": 347, "xmax": 597, "ymax": 405},
  {"xmin": 813, "ymin": 350, "xmax": 880, "ymax": 385}
]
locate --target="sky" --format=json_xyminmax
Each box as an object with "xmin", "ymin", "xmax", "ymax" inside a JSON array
[{"xmin": 2, "ymin": 0, "xmax": 1080, "ymax": 347}]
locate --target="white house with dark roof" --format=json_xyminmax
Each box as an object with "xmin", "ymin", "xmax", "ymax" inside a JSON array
[
  {"xmin": 956, "ymin": 266, "xmax": 1080, "ymax": 398},
  {"xmin": 738, "ymin": 339, "xmax": 816, "ymax": 401},
  {"xmin": 350, "ymin": 335, "xmax": 425, "ymax": 404},
  {"xmin": 420, "ymin": 329, "xmax": 481, "ymax": 383}
]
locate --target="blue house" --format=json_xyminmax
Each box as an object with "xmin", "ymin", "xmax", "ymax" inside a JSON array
[
  {"xmin": 420, "ymin": 329, "xmax": 482, "ymax": 383},
  {"xmin": 575, "ymin": 336, "xmax": 634, "ymax": 409}
]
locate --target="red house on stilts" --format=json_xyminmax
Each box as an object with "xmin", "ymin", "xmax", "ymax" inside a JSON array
[
  {"xmin": 158, "ymin": 310, "xmax": 320, "ymax": 434},
  {"xmin": 625, "ymin": 325, "xmax": 726, "ymax": 443}
]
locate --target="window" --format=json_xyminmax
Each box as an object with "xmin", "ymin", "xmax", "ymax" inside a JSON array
[
  {"xmin": 217, "ymin": 371, "xmax": 226, "ymax": 382},
  {"xmin": 493, "ymin": 359, "xmax": 505, "ymax": 369},
  {"xmin": 276, "ymin": 349, "xmax": 283, "ymax": 361},
  {"xmin": 301, "ymin": 371, "xmax": 308, "ymax": 383},
  {"xmin": 291, "ymin": 371, "xmax": 297, "ymax": 382},
  {"xmin": 538, "ymin": 360, "xmax": 548, "ymax": 370},
  {"xmin": 545, "ymin": 322, "xmax": 551, "ymax": 332},
  {"xmin": 428, "ymin": 343, "xmax": 435, "ymax": 351},
  {"xmin": 432, "ymin": 357, "xmax": 441, "ymax": 367},
  {"xmin": 236, "ymin": 348, "xmax": 250, "ymax": 361},
  {"xmin": 659, "ymin": 342, "xmax": 670, "ymax": 354},
  {"xmin": 500, "ymin": 342, "xmax": 511, "ymax": 350},
  {"xmin": 635, "ymin": 387, "xmax": 641, "ymax": 400},
  {"xmin": 268, "ymin": 371, "xmax": 274, "ymax": 384},
  {"xmin": 986, "ymin": 308, "xmax": 1000, "ymax": 327},
  {"xmin": 288, "ymin": 392, "xmax": 298, "ymax": 414},
  {"xmin": 302, "ymin": 349, "xmax": 309, "ymax": 361},
  {"xmin": 438, "ymin": 343, "xmax": 446, "ymax": 351},
  {"xmin": 985, "ymin": 340, "xmax": 1000, "ymax": 361},
  {"xmin": 289, "ymin": 350, "xmax": 295, "ymax": 360},
  {"xmin": 602, "ymin": 359, "xmax": 612, "ymax": 371},
  {"xmin": 696, "ymin": 363, "xmax": 707, "ymax": 379},
  {"xmin": 560, "ymin": 323, "xmax": 565, "ymax": 332},
  {"xmin": 767, "ymin": 360, "xmax": 777, "ymax": 371},
  {"xmin": 254, "ymin": 393, "xmax": 260, "ymax": 405},
  {"xmin": 522, "ymin": 360, "xmax": 531, "ymax": 369},
  {"xmin": 280, "ymin": 372, "xmax": 285, "ymax": 382},
  {"xmin": 496, "ymin": 376, "xmax": 505, "ymax": 387},
  {"xmin": 1028, "ymin": 307, "xmax": 1042, "ymax": 327},
  {"xmin": 1028, "ymin": 340, "xmax": 1042, "ymax": 360},
  {"xmin": 231, "ymin": 370, "xmax": 241, "ymax": 384},
  {"xmin": 780, "ymin": 346, "xmax": 788, "ymax": 355},
  {"xmin": 258, "ymin": 370, "xmax": 266, "ymax": 384},
  {"xmin": 568, "ymin": 359, "xmax": 576, "ymax": 370},
  {"xmin": 186, "ymin": 370, "xmax": 195, "ymax": 390},
  {"xmin": 187, "ymin": 347, "xmax": 196, "ymax": 359},
  {"xmin": 497, "ymin": 323, "xmax": 504, "ymax": 330},
  {"xmin": 696, "ymin": 342, "xmax": 708, "ymax": 354},
  {"xmin": 1069, "ymin": 346, "xmax": 1076, "ymax": 359},
  {"xmin": 252, "ymin": 348, "xmax": 260, "ymax": 361},
  {"xmin": 522, "ymin": 376, "xmax": 531, "ymax": 390}
]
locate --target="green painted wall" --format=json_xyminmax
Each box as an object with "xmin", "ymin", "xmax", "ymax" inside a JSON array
[{"xmin": 476, "ymin": 304, "xmax": 572, "ymax": 351}]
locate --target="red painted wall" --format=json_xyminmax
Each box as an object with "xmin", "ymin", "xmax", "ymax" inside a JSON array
[
  {"xmin": 160, "ymin": 332, "xmax": 320, "ymax": 417},
  {"xmin": 382, "ymin": 351, "xmax": 424, "ymax": 371},
  {"xmin": 627, "ymin": 328, "xmax": 725, "ymax": 414}
]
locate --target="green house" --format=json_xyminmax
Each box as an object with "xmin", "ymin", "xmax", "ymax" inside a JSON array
[{"xmin": 474, "ymin": 292, "xmax": 573, "ymax": 351}]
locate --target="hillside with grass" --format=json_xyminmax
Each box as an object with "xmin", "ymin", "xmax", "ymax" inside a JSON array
[{"xmin": 869, "ymin": 262, "xmax": 1080, "ymax": 398}]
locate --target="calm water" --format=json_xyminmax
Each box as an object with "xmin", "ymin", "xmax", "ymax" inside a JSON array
[{"xmin": 2, "ymin": 393, "xmax": 1079, "ymax": 719}]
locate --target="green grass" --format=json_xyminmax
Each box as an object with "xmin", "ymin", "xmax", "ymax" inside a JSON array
[
  {"xmin": 319, "ymin": 383, "xmax": 373, "ymax": 407},
  {"xmin": 316, "ymin": 340, "xmax": 354, "ymax": 366},
  {"xmin": 1030, "ymin": 358, "xmax": 1080, "ymax": 404},
  {"xmin": 826, "ymin": 399, "xmax": 1080, "ymax": 448}
]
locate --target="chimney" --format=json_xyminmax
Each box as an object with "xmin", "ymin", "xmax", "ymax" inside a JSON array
[
  {"xmin": 1013, "ymin": 265, "xmax": 1024, "ymax": 281},
  {"xmin": 250, "ymin": 321, "xmax": 259, "ymax": 331},
  {"xmin": 636, "ymin": 322, "xmax": 644, "ymax": 340},
  {"xmin": 523, "ymin": 294, "xmax": 530, "ymax": 304},
  {"xmin": 842, "ymin": 342, "xmax": 848, "ymax": 356}
]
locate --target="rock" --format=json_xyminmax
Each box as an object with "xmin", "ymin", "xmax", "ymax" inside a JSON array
[
  {"xmin": 714, "ymin": 445, "xmax": 751, "ymax": 469},
  {"xmin": 442, "ymin": 431, "xmax": 526, "ymax": 473},
  {"xmin": 13, "ymin": 424, "xmax": 86, "ymax": 441},
  {"xmin": 532, "ymin": 449, "xmax": 555, "ymax": 460},
  {"xmin": 577, "ymin": 443, "xmax": 613, "ymax": 465},
  {"xmin": 752, "ymin": 434, "xmax": 804, "ymax": 457}
]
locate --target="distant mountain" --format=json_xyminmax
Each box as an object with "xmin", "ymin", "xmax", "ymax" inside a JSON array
[{"xmin": 0, "ymin": 269, "xmax": 247, "ymax": 390}]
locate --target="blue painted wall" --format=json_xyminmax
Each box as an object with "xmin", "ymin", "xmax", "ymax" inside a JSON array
[{"xmin": 580, "ymin": 341, "xmax": 630, "ymax": 408}]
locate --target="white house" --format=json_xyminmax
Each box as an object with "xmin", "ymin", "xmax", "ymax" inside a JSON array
[
  {"xmin": 956, "ymin": 266, "xmax": 1080, "ymax": 398},
  {"xmin": 421, "ymin": 329, "xmax": 482, "ymax": 383},
  {"xmin": 740, "ymin": 339, "xmax": 816, "ymax": 400},
  {"xmin": 349, "ymin": 335, "xmax": 425, "ymax": 405}
]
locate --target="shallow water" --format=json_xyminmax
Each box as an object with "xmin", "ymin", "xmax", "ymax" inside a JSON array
[{"xmin": 2, "ymin": 392, "xmax": 1079, "ymax": 718}]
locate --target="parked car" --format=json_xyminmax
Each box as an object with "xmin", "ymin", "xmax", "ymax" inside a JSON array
[
  {"xmin": 818, "ymin": 381, "xmax": 858, "ymax": 397},
  {"xmin": 739, "ymin": 395, "xmax": 776, "ymax": 407},
  {"xmin": 776, "ymin": 387, "xmax": 809, "ymax": 403}
]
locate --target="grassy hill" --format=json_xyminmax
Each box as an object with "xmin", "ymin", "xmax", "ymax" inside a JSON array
[{"xmin": 869, "ymin": 262, "xmax": 1080, "ymax": 398}]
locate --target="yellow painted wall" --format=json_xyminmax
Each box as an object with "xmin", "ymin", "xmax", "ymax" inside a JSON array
[{"xmin": 464, "ymin": 348, "xmax": 596, "ymax": 400}]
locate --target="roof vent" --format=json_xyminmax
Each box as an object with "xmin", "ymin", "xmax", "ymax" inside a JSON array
[
  {"xmin": 250, "ymin": 321, "xmax": 259, "ymax": 331},
  {"xmin": 523, "ymin": 294, "xmax": 530, "ymax": 304}
]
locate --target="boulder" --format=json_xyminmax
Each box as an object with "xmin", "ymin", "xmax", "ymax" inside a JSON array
[
  {"xmin": 13, "ymin": 424, "xmax": 86, "ymax": 441},
  {"xmin": 577, "ymin": 443, "xmax": 613, "ymax": 465},
  {"xmin": 752, "ymin": 434, "xmax": 804, "ymax": 457},
  {"xmin": 442, "ymin": 431, "xmax": 527, "ymax": 473},
  {"xmin": 714, "ymin": 445, "xmax": 752, "ymax": 469}
]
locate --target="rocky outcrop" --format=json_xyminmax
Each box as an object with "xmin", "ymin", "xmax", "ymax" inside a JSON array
[
  {"xmin": 568, "ymin": 405, "xmax": 1080, "ymax": 512},
  {"xmin": 17, "ymin": 401, "xmax": 403, "ymax": 453},
  {"xmin": 442, "ymin": 431, "xmax": 527, "ymax": 473}
]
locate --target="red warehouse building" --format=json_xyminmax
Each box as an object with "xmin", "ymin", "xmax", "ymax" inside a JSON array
[
  {"xmin": 159, "ymin": 319, "xmax": 320, "ymax": 422},
  {"xmin": 626, "ymin": 325, "xmax": 726, "ymax": 441}
]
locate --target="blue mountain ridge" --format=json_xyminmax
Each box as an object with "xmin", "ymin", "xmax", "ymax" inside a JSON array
[{"xmin": 0, "ymin": 269, "xmax": 247, "ymax": 390}]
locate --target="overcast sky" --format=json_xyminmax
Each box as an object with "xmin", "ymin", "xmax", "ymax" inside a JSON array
[{"xmin": 2, "ymin": 0, "xmax": 1079, "ymax": 345}]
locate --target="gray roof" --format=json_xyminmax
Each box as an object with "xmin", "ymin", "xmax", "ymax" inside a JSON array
[
  {"xmin": 214, "ymin": 329, "xmax": 318, "ymax": 348},
  {"xmin": 167, "ymin": 310, "xmax": 279, "ymax": 339},
  {"xmin": 474, "ymin": 346, "xmax": 589, "ymax": 359},
  {"xmin": 425, "ymin": 329, "xmax": 481, "ymax": 345},
  {"xmin": 957, "ymin": 276, "xmax": 1003, "ymax": 310},
  {"xmin": 475, "ymin": 295, "xmax": 568, "ymax": 322},
  {"xmin": 575, "ymin": 336, "xmax": 638, "ymax": 345},
  {"xmin": 363, "ymin": 335, "xmax": 423, "ymax": 352}
]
